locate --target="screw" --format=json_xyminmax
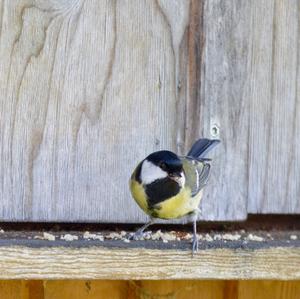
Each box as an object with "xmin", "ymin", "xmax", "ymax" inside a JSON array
[{"xmin": 211, "ymin": 124, "xmax": 220, "ymax": 137}]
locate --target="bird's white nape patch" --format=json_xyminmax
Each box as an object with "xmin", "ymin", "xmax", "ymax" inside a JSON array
[{"xmin": 141, "ymin": 159, "xmax": 167, "ymax": 184}]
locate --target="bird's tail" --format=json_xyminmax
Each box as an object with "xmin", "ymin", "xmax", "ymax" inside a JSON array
[{"xmin": 187, "ymin": 138, "xmax": 220, "ymax": 159}]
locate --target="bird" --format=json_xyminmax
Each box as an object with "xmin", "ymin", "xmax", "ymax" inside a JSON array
[{"xmin": 129, "ymin": 138, "xmax": 220, "ymax": 254}]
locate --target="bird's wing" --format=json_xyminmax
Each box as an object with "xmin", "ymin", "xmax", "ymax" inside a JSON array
[{"xmin": 181, "ymin": 157, "xmax": 211, "ymax": 197}]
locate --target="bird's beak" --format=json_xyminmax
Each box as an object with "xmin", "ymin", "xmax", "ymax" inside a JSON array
[
  {"xmin": 169, "ymin": 171, "xmax": 182, "ymax": 178},
  {"xmin": 169, "ymin": 171, "xmax": 185, "ymax": 186}
]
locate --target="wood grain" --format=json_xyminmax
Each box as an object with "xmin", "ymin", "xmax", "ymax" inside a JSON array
[
  {"xmin": 198, "ymin": 0, "xmax": 300, "ymax": 219},
  {"xmin": 24, "ymin": 281, "xmax": 44, "ymax": 299},
  {"xmin": 0, "ymin": 281, "xmax": 23, "ymax": 299},
  {"xmin": 0, "ymin": 281, "xmax": 43, "ymax": 299},
  {"xmin": 0, "ymin": 246, "xmax": 299, "ymax": 280},
  {"xmin": 0, "ymin": 0, "xmax": 300, "ymax": 222},
  {"xmin": 0, "ymin": 0, "xmax": 191, "ymax": 222},
  {"xmin": 44, "ymin": 280, "xmax": 129, "ymax": 299},
  {"xmin": 198, "ymin": 0, "xmax": 253, "ymax": 220},
  {"xmin": 135, "ymin": 280, "xmax": 226, "ymax": 299},
  {"xmin": 238, "ymin": 281, "xmax": 300, "ymax": 299},
  {"xmin": 1, "ymin": 280, "xmax": 300, "ymax": 299},
  {"xmin": 246, "ymin": 0, "xmax": 300, "ymax": 214},
  {"xmin": 130, "ymin": 280, "xmax": 300, "ymax": 299}
]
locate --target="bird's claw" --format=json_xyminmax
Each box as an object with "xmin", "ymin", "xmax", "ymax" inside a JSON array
[
  {"xmin": 128, "ymin": 230, "xmax": 144, "ymax": 241},
  {"xmin": 128, "ymin": 220, "xmax": 154, "ymax": 241}
]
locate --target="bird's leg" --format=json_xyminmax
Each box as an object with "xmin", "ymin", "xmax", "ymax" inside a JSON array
[
  {"xmin": 190, "ymin": 211, "xmax": 199, "ymax": 256},
  {"xmin": 130, "ymin": 218, "xmax": 156, "ymax": 240},
  {"xmin": 192, "ymin": 218, "xmax": 198, "ymax": 255},
  {"xmin": 196, "ymin": 206, "xmax": 202, "ymax": 218}
]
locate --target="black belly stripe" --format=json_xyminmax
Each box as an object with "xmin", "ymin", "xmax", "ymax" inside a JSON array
[{"xmin": 145, "ymin": 178, "xmax": 180, "ymax": 208}]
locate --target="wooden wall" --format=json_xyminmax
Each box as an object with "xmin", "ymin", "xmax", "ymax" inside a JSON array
[
  {"xmin": 0, "ymin": 0, "xmax": 299, "ymax": 222},
  {"xmin": 200, "ymin": 0, "xmax": 300, "ymax": 219},
  {"xmin": 0, "ymin": 280, "xmax": 299, "ymax": 299}
]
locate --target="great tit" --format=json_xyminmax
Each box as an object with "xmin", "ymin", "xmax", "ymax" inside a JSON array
[{"xmin": 129, "ymin": 138, "xmax": 220, "ymax": 254}]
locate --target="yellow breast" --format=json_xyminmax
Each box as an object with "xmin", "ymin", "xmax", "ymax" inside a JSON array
[
  {"xmin": 130, "ymin": 179, "xmax": 151, "ymax": 215},
  {"xmin": 130, "ymin": 178, "xmax": 203, "ymax": 220},
  {"xmin": 154, "ymin": 189, "xmax": 203, "ymax": 219}
]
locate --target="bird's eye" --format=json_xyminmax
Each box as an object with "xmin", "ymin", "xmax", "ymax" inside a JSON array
[{"xmin": 159, "ymin": 162, "xmax": 167, "ymax": 170}]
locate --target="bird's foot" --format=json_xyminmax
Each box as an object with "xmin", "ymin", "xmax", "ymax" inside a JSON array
[
  {"xmin": 192, "ymin": 234, "xmax": 199, "ymax": 257},
  {"xmin": 128, "ymin": 220, "xmax": 155, "ymax": 241},
  {"xmin": 128, "ymin": 229, "xmax": 146, "ymax": 240}
]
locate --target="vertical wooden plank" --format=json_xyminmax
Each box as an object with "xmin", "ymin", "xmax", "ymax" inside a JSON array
[
  {"xmin": 223, "ymin": 280, "xmax": 239, "ymax": 299},
  {"xmin": 132, "ymin": 281, "xmax": 300, "ymax": 299},
  {"xmin": 197, "ymin": 0, "xmax": 252, "ymax": 220},
  {"xmin": 238, "ymin": 281, "xmax": 300, "ymax": 299},
  {"xmin": 133, "ymin": 280, "xmax": 226, "ymax": 299},
  {"xmin": 0, "ymin": 280, "xmax": 44, "ymax": 299},
  {"xmin": 184, "ymin": 0, "xmax": 204, "ymax": 151},
  {"xmin": 247, "ymin": 0, "xmax": 300, "ymax": 213},
  {"xmin": 44, "ymin": 280, "xmax": 129, "ymax": 299},
  {"xmin": 0, "ymin": 0, "xmax": 191, "ymax": 222},
  {"xmin": 0, "ymin": 281, "xmax": 23, "ymax": 299},
  {"xmin": 22, "ymin": 281, "xmax": 44, "ymax": 299},
  {"xmin": 197, "ymin": 0, "xmax": 300, "ymax": 219},
  {"xmin": 245, "ymin": 0, "xmax": 275, "ymax": 214}
]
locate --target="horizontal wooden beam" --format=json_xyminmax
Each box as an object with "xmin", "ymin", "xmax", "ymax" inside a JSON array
[
  {"xmin": 0, "ymin": 245, "xmax": 299, "ymax": 280},
  {"xmin": 0, "ymin": 225, "xmax": 299, "ymax": 280}
]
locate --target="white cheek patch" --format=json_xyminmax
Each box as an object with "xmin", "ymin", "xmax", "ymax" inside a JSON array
[{"xmin": 141, "ymin": 160, "xmax": 168, "ymax": 184}]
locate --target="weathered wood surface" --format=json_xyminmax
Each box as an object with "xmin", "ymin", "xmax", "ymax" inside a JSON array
[
  {"xmin": 199, "ymin": 0, "xmax": 300, "ymax": 219},
  {"xmin": 0, "ymin": 0, "xmax": 299, "ymax": 222},
  {"xmin": 246, "ymin": 0, "xmax": 300, "ymax": 214},
  {"xmin": 0, "ymin": 0, "xmax": 191, "ymax": 222},
  {"xmin": 0, "ymin": 245, "xmax": 299, "ymax": 280},
  {"xmin": 198, "ymin": 0, "xmax": 252, "ymax": 220}
]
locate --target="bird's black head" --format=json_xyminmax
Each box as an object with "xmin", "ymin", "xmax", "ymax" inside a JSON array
[
  {"xmin": 139, "ymin": 151, "xmax": 184, "ymax": 208},
  {"xmin": 145, "ymin": 150, "xmax": 183, "ymax": 177}
]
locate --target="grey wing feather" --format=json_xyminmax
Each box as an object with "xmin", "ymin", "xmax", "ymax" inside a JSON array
[
  {"xmin": 196, "ymin": 163, "xmax": 210, "ymax": 191},
  {"xmin": 182, "ymin": 157, "xmax": 211, "ymax": 197}
]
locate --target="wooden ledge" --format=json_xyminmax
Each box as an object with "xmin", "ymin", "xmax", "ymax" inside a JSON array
[
  {"xmin": 0, "ymin": 245, "xmax": 299, "ymax": 280},
  {"xmin": 0, "ymin": 229, "xmax": 299, "ymax": 280}
]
